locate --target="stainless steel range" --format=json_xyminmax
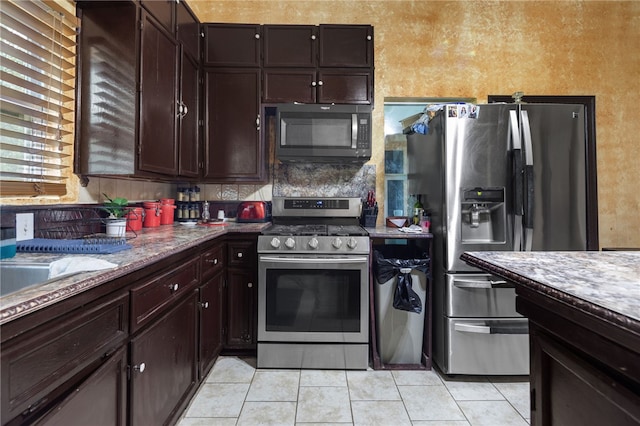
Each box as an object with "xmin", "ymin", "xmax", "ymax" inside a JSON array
[{"xmin": 257, "ymin": 197, "xmax": 370, "ymax": 370}]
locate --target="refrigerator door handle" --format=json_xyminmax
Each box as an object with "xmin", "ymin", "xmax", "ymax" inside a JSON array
[
  {"xmin": 520, "ymin": 110, "xmax": 535, "ymax": 251},
  {"xmin": 509, "ymin": 110, "xmax": 523, "ymax": 251}
]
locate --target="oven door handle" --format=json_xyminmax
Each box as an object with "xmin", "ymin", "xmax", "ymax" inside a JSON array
[{"xmin": 260, "ymin": 256, "xmax": 369, "ymax": 264}]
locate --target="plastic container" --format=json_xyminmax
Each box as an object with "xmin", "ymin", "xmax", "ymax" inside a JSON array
[
  {"xmin": 125, "ymin": 207, "xmax": 144, "ymax": 232},
  {"xmin": 374, "ymin": 245, "xmax": 430, "ymax": 364},
  {"xmin": 143, "ymin": 201, "xmax": 161, "ymax": 228}
]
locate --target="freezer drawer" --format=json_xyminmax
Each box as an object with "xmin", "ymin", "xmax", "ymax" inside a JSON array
[
  {"xmin": 446, "ymin": 273, "xmax": 521, "ymax": 317},
  {"xmin": 444, "ymin": 317, "xmax": 529, "ymax": 375}
]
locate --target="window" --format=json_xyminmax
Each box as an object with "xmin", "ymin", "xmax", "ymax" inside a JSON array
[{"xmin": 0, "ymin": 0, "xmax": 77, "ymax": 197}]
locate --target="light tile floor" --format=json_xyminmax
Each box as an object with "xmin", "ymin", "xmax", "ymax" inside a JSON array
[{"xmin": 178, "ymin": 356, "xmax": 530, "ymax": 426}]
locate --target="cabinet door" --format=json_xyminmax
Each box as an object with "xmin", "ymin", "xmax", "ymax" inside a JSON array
[
  {"xmin": 318, "ymin": 69, "xmax": 372, "ymax": 104},
  {"xmin": 178, "ymin": 49, "xmax": 200, "ymax": 177},
  {"xmin": 199, "ymin": 273, "xmax": 225, "ymax": 378},
  {"xmin": 139, "ymin": 12, "xmax": 179, "ymax": 175},
  {"xmin": 1, "ymin": 292, "xmax": 128, "ymax": 424},
  {"xmin": 35, "ymin": 346, "xmax": 127, "ymax": 426},
  {"xmin": 140, "ymin": 0, "xmax": 174, "ymax": 34},
  {"xmin": 226, "ymin": 268, "xmax": 256, "ymax": 348},
  {"xmin": 176, "ymin": 0, "xmax": 200, "ymax": 60},
  {"xmin": 319, "ymin": 25, "xmax": 373, "ymax": 68},
  {"xmin": 263, "ymin": 69, "xmax": 316, "ymax": 104},
  {"xmin": 263, "ymin": 25, "xmax": 316, "ymax": 67},
  {"xmin": 226, "ymin": 239, "xmax": 257, "ymax": 348},
  {"xmin": 204, "ymin": 24, "xmax": 261, "ymax": 67},
  {"xmin": 203, "ymin": 68, "xmax": 264, "ymax": 182},
  {"xmin": 130, "ymin": 291, "xmax": 198, "ymax": 426}
]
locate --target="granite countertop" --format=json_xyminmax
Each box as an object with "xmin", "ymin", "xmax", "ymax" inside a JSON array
[
  {"xmin": 461, "ymin": 251, "xmax": 640, "ymax": 331},
  {"xmin": 0, "ymin": 221, "xmax": 270, "ymax": 324}
]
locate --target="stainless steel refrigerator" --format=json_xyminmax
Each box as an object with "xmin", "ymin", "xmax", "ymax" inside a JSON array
[{"xmin": 408, "ymin": 102, "xmax": 597, "ymax": 375}]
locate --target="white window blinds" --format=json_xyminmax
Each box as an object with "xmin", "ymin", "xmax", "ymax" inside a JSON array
[{"xmin": 0, "ymin": 0, "xmax": 78, "ymax": 197}]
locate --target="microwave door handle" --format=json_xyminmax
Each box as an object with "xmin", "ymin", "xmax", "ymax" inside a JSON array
[{"xmin": 352, "ymin": 114, "xmax": 358, "ymax": 148}]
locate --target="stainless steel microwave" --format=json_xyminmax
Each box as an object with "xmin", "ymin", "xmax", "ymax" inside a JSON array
[{"xmin": 275, "ymin": 104, "xmax": 372, "ymax": 163}]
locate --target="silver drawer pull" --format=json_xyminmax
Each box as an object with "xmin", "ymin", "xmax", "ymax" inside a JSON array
[
  {"xmin": 237, "ymin": 252, "xmax": 243, "ymax": 258},
  {"xmin": 201, "ymin": 301, "xmax": 209, "ymax": 309},
  {"xmin": 455, "ymin": 323, "xmax": 491, "ymax": 334},
  {"xmin": 206, "ymin": 258, "xmax": 218, "ymax": 264},
  {"xmin": 453, "ymin": 279, "xmax": 512, "ymax": 289},
  {"xmin": 455, "ymin": 322, "xmax": 528, "ymax": 335},
  {"xmin": 133, "ymin": 362, "xmax": 146, "ymax": 373},
  {"xmin": 168, "ymin": 283, "xmax": 179, "ymax": 292}
]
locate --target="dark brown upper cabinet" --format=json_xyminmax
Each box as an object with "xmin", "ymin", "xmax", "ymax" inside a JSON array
[
  {"xmin": 140, "ymin": 0, "xmax": 174, "ymax": 34},
  {"xmin": 263, "ymin": 25, "xmax": 317, "ymax": 68},
  {"xmin": 204, "ymin": 23, "xmax": 261, "ymax": 67},
  {"xmin": 178, "ymin": 49, "xmax": 200, "ymax": 178},
  {"xmin": 176, "ymin": 0, "xmax": 200, "ymax": 61},
  {"xmin": 76, "ymin": 1, "xmax": 201, "ymax": 181},
  {"xmin": 203, "ymin": 68, "xmax": 264, "ymax": 182},
  {"xmin": 261, "ymin": 24, "xmax": 374, "ymax": 105},
  {"xmin": 318, "ymin": 25, "xmax": 373, "ymax": 68},
  {"xmin": 138, "ymin": 11, "xmax": 180, "ymax": 175}
]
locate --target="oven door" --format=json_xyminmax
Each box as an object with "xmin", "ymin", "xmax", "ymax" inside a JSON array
[{"xmin": 258, "ymin": 254, "xmax": 369, "ymax": 343}]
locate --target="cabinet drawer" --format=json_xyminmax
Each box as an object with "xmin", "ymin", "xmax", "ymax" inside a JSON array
[
  {"xmin": 227, "ymin": 241, "xmax": 255, "ymax": 267},
  {"xmin": 131, "ymin": 258, "xmax": 199, "ymax": 332},
  {"xmin": 446, "ymin": 273, "xmax": 521, "ymax": 317},
  {"xmin": 201, "ymin": 243, "xmax": 224, "ymax": 282},
  {"xmin": 1, "ymin": 292, "xmax": 128, "ymax": 424}
]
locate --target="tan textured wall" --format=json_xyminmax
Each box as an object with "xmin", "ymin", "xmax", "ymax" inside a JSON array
[{"xmin": 190, "ymin": 0, "xmax": 640, "ymax": 249}]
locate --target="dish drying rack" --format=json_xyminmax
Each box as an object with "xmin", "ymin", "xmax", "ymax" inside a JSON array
[{"xmin": 16, "ymin": 208, "xmax": 135, "ymax": 254}]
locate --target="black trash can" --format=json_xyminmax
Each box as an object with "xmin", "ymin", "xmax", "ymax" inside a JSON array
[{"xmin": 373, "ymin": 245, "xmax": 429, "ymax": 364}]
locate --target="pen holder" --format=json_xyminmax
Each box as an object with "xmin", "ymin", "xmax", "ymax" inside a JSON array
[{"xmin": 361, "ymin": 205, "xmax": 378, "ymax": 228}]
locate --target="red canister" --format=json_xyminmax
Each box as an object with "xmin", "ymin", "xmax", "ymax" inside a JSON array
[
  {"xmin": 160, "ymin": 198, "xmax": 176, "ymax": 225},
  {"xmin": 143, "ymin": 201, "xmax": 161, "ymax": 228},
  {"xmin": 125, "ymin": 207, "xmax": 144, "ymax": 232}
]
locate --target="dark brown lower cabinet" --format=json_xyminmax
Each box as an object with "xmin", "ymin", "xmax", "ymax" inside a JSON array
[
  {"xmin": 225, "ymin": 237, "xmax": 258, "ymax": 350},
  {"xmin": 517, "ymin": 287, "xmax": 640, "ymax": 426},
  {"xmin": 129, "ymin": 289, "xmax": 198, "ymax": 426},
  {"xmin": 199, "ymin": 272, "xmax": 225, "ymax": 378},
  {"xmin": 36, "ymin": 346, "xmax": 127, "ymax": 426}
]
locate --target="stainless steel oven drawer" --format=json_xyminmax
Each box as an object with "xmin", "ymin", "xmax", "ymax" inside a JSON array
[
  {"xmin": 446, "ymin": 273, "xmax": 521, "ymax": 317},
  {"xmin": 444, "ymin": 317, "xmax": 529, "ymax": 375}
]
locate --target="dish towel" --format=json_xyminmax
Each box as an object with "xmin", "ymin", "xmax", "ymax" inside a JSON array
[
  {"xmin": 48, "ymin": 256, "xmax": 118, "ymax": 279},
  {"xmin": 399, "ymin": 225, "xmax": 424, "ymax": 234}
]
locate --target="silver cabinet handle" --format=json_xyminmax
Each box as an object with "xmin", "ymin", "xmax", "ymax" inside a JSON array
[
  {"xmin": 206, "ymin": 258, "xmax": 218, "ymax": 264},
  {"xmin": 201, "ymin": 301, "xmax": 209, "ymax": 309},
  {"xmin": 317, "ymin": 80, "xmax": 323, "ymax": 86},
  {"xmin": 133, "ymin": 362, "xmax": 146, "ymax": 373},
  {"xmin": 367, "ymin": 35, "xmax": 372, "ymax": 41},
  {"xmin": 247, "ymin": 282, "xmax": 253, "ymax": 288},
  {"xmin": 254, "ymin": 33, "xmax": 260, "ymax": 39},
  {"xmin": 168, "ymin": 283, "xmax": 179, "ymax": 292},
  {"xmin": 237, "ymin": 252, "xmax": 243, "ymax": 258},
  {"xmin": 311, "ymin": 35, "xmax": 316, "ymax": 40}
]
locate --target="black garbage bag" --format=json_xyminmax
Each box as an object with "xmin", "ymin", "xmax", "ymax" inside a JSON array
[{"xmin": 374, "ymin": 249, "xmax": 430, "ymax": 314}]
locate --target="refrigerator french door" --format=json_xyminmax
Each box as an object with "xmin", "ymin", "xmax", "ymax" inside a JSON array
[{"xmin": 408, "ymin": 103, "xmax": 588, "ymax": 375}]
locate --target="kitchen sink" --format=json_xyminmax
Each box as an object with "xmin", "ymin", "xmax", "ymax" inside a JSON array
[{"xmin": 0, "ymin": 261, "xmax": 65, "ymax": 297}]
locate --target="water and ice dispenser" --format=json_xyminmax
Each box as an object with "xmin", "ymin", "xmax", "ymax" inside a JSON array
[{"xmin": 460, "ymin": 188, "xmax": 506, "ymax": 243}]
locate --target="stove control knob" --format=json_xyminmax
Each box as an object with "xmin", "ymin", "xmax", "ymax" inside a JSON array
[
  {"xmin": 332, "ymin": 237, "xmax": 343, "ymax": 249},
  {"xmin": 308, "ymin": 237, "xmax": 319, "ymax": 249},
  {"xmin": 347, "ymin": 237, "xmax": 358, "ymax": 249},
  {"xmin": 270, "ymin": 237, "xmax": 281, "ymax": 248},
  {"xmin": 285, "ymin": 237, "xmax": 296, "ymax": 249}
]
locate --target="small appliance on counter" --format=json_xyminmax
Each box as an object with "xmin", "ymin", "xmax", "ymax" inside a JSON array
[{"xmin": 236, "ymin": 201, "xmax": 272, "ymax": 223}]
